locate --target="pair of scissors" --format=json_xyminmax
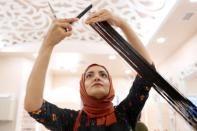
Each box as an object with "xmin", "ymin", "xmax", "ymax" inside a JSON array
[
  {"xmin": 48, "ymin": 2, "xmax": 92, "ymax": 19},
  {"xmin": 48, "ymin": 2, "xmax": 57, "ymax": 19}
]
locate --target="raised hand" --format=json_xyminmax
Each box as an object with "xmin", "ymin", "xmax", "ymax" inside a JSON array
[
  {"xmin": 43, "ymin": 18, "xmax": 78, "ymax": 47},
  {"xmin": 85, "ymin": 9, "xmax": 123, "ymax": 27}
]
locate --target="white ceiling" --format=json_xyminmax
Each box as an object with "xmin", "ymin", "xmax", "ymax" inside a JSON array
[
  {"xmin": 0, "ymin": 0, "xmax": 176, "ymax": 47},
  {"xmin": 148, "ymin": 0, "xmax": 197, "ymax": 65},
  {"xmin": 0, "ymin": 0, "xmax": 197, "ymax": 76}
]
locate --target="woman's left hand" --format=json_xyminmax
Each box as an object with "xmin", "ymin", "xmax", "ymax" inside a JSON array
[{"xmin": 85, "ymin": 9, "xmax": 123, "ymax": 27}]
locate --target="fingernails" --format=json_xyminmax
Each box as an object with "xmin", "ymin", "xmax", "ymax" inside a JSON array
[
  {"xmin": 64, "ymin": 18, "xmax": 79, "ymax": 21},
  {"xmin": 85, "ymin": 20, "xmax": 91, "ymax": 24},
  {"xmin": 75, "ymin": 18, "xmax": 79, "ymax": 21}
]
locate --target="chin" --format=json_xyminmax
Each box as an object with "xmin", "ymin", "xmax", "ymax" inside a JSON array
[
  {"xmin": 91, "ymin": 91, "xmax": 107, "ymax": 99},
  {"xmin": 93, "ymin": 94, "xmax": 105, "ymax": 99}
]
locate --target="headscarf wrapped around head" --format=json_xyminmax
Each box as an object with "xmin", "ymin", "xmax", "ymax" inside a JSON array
[{"xmin": 73, "ymin": 64, "xmax": 117, "ymax": 131}]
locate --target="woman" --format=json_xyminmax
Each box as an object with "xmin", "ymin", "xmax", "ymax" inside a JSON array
[{"xmin": 24, "ymin": 9, "xmax": 154, "ymax": 131}]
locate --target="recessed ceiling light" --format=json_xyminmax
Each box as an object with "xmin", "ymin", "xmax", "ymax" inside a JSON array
[
  {"xmin": 190, "ymin": 0, "xmax": 197, "ymax": 2},
  {"xmin": 0, "ymin": 35, "xmax": 7, "ymax": 49},
  {"xmin": 108, "ymin": 54, "xmax": 116, "ymax": 60},
  {"xmin": 70, "ymin": 68, "xmax": 77, "ymax": 73},
  {"xmin": 33, "ymin": 53, "xmax": 38, "ymax": 58},
  {"xmin": 125, "ymin": 69, "xmax": 132, "ymax": 75},
  {"xmin": 0, "ymin": 44, "xmax": 3, "ymax": 49},
  {"xmin": 156, "ymin": 37, "xmax": 166, "ymax": 44},
  {"xmin": 0, "ymin": 93, "xmax": 10, "ymax": 98}
]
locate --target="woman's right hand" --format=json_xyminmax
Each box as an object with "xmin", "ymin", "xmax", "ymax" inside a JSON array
[{"xmin": 43, "ymin": 18, "xmax": 78, "ymax": 48}]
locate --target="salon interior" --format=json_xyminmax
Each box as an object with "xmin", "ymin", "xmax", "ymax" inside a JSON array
[{"xmin": 0, "ymin": 0, "xmax": 197, "ymax": 131}]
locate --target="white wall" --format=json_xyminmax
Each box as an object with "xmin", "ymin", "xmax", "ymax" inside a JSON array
[
  {"xmin": 148, "ymin": 33, "xmax": 197, "ymax": 131},
  {"xmin": 0, "ymin": 55, "xmax": 32, "ymax": 131},
  {"xmin": 0, "ymin": 54, "xmax": 54, "ymax": 131},
  {"xmin": 159, "ymin": 33, "xmax": 197, "ymax": 78},
  {"xmin": 185, "ymin": 76, "xmax": 197, "ymax": 96}
]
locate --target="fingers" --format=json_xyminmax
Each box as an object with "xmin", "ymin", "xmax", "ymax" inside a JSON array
[
  {"xmin": 52, "ymin": 18, "xmax": 78, "ymax": 26},
  {"xmin": 50, "ymin": 19, "xmax": 75, "ymax": 39},
  {"xmin": 53, "ymin": 18, "xmax": 78, "ymax": 32},
  {"xmin": 86, "ymin": 14, "xmax": 109, "ymax": 24},
  {"xmin": 88, "ymin": 9, "xmax": 106, "ymax": 19},
  {"xmin": 58, "ymin": 18, "xmax": 79, "ymax": 23},
  {"xmin": 62, "ymin": 30, "xmax": 72, "ymax": 37},
  {"xmin": 64, "ymin": 18, "xmax": 79, "ymax": 23},
  {"xmin": 55, "ymin": 25, "xmax": 72, "ymax": 39},
  {"xmin": 58, "ymin": 22, "xmax": 72, "ymax": 31},
  {"xmin": 85, "ymin": 9, "xmax": 110, "ymax": 24}
]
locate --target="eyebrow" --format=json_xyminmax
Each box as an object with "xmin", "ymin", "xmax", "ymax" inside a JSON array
[{"xmin": 85, "ymin": 70, "xmax": 107, "ymax": 75}]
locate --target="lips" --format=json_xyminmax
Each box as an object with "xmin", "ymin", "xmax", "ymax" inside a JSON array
[{"xmin": 92, "ymin": 83, "xmax": 103, "ymax": 87}]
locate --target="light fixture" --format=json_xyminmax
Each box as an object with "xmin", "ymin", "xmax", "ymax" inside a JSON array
[
  {"xmin": 33, "ymin": 53, "xmax": 38, "ymax": 58},
  {"xmin": 190, "ymin": 0, "xmax": 197, "ymax": 2},
  {"xmin": 156, "ymin": 37, "xmax": 166, "ymax": 44},
  {"xmin": 0, "ymin": 94, "xmax": 10, "ymax": 98},
  {"xmin": 124, "ymin": 69, "xmax": 132, "ymax": 75},
  {"xmin": 70, "ymin": 68, "xmax": 77, "ymax": 73},
  {"xmin": 108, "ymin": 54, "xmax": 116, "ymax": 60},
  {"xmin": 0, "ymin": 34, "xmax": 7, "ymax": 49},
  {"xmin": 0, "ymin": 44, "xmax": 3, "ymax": 50}
]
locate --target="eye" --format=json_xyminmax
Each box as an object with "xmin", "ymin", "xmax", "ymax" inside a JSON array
[
  {"xmin": 100, "ymin": 73, "xmax": 108, "ymax": 78},
  {"xmin": 85, "ymin": 73, "xmax": 93, "ymax": 79}
]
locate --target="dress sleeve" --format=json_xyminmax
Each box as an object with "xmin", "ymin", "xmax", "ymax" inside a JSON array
[
  {"xmin": 116, "ymin": 66, "xmax": 155, "ymax": 129},
  {"xmin": 28, "ymin": 100, "xmax": 78, "ymax": 131}
]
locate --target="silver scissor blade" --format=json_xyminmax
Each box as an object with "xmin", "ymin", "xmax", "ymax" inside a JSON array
[{"xmin": 48, "ymin": 2, "xmax": 57, "ymax": 19}]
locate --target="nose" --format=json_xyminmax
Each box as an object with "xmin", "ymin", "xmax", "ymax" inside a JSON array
[
  {"xmin": 94, "ymin": 77, "xmax": 100, "ymax": 81},
  {"xmin": 94, "ymin": 74, "xmax": 101, "ymax": 81}
]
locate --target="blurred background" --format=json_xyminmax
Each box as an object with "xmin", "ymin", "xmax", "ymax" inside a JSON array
[{"xmin": 0, "ymin": 0, "xmax": 196, "ymax": 130}]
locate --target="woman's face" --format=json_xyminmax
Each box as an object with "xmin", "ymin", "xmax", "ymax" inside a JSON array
[{"xmin": 84, "ymin": 66, "xmax": 110, "ymax": 99}]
